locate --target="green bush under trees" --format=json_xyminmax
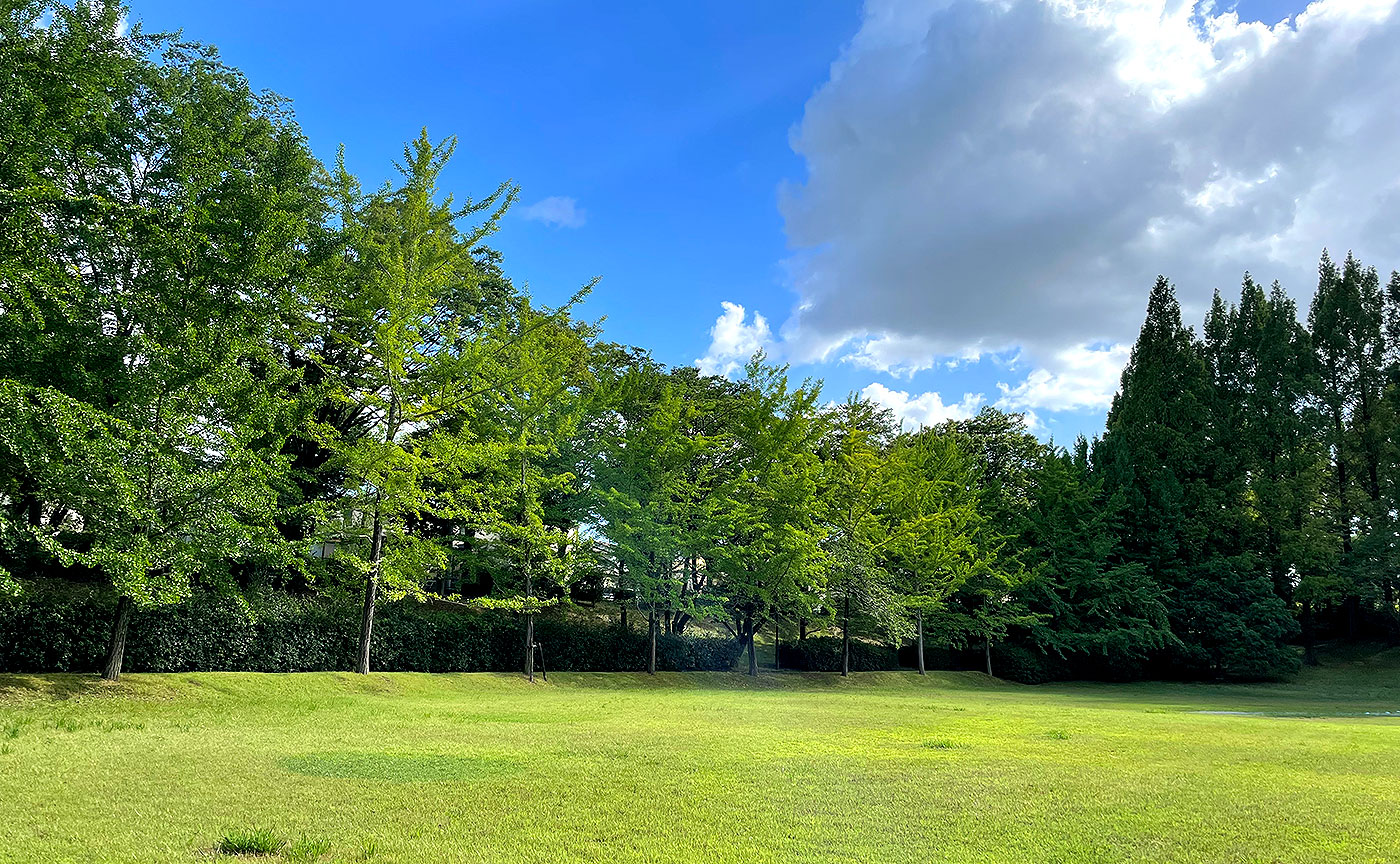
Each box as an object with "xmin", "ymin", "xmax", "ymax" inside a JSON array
[{"xmin": 0, "ymin": 589, "xmax": 741, "ymax": 674}]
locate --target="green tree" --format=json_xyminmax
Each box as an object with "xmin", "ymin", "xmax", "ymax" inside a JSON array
[
  {"xmin": 709, "ymin": 358, "xmax": 826, "ymax": 676},
  {"xmin": 1099, "ymin": 277, "xmax": 1297, "ymax": 678},
  {"xmin": 883, "ymin": 431, "xmax": 984, "ymax": 675},
  {"xmin": 1019, "ymin": 442, "xmax": 1172, "ymax": 673},
  {"xmin": 317, "ymin": 131, "xmax": 523, "ymax": 674},
  {"xmin": 0, "ymin": 3, "xmax": 325, "ymax": 678}
]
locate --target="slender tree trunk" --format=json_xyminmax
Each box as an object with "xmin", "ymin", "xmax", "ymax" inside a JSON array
[
  {"xmin": 984, "ymin": 637, "xmax": 993, "ymax": 677},
  {"xmin": 356, "ymin": 511, "xmax": 385, "ymax": 675},
  {"xmin": 916, "ymin": 609, "xmax": 926, "ymax": 676},
  {"xmin": 647, "ymin": 610, "xmax": 657, "ymax": 675},
  {"xmin": 357, "ymin": 396, "xmax": 398, "ymax": 676},
  {"xmin": 523, "ymin": 554, "xmax": 534, "ymax": 682},
  {"xmin": 773, "ymin": 615, "xmax": 780, "ymax": 672},
  {"xmin": 102, "ymin": 595, "xmax": 133, "ymax": 682},
  {"xmin": 841, "ymin": 595, "xmax": 851, "ymax": 677},
  {"xmin": 1302, "ymin": 600, "xmax": 1318, "ymax": 666},
  {"xmin": 799, "ymin": 617, "xmax": 808, "ymax": 642},
  {"xmin": 747, "ymin": 617, "xmax": 758, "ymax": 676}
]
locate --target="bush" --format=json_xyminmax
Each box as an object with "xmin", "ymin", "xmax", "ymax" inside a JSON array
[
  {"xmin": 777, "ymin": 637, "xmax": 899, "ymax": 672},
  {"xmin": 0, "ymin": 587, "xmax": 744, "ymax": 674},
  {"xmin": 216, "ymin": 827, "xmax": 285, "ymax": 856}
]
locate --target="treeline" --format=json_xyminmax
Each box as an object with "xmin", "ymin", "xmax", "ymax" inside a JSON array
[{"xmin": 2, "ymin": 3, "xmax": 1397, "ymax": 684}]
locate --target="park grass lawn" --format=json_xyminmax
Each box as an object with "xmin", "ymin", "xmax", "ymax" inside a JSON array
[{"xmin": 2, "ymin": 649, "xmax": 1399, "ymax": 864}]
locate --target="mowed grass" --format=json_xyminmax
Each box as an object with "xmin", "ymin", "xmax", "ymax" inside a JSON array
[{"xmin": 1, "ymin": 649, "xmax": 1399, "ymax": 863}]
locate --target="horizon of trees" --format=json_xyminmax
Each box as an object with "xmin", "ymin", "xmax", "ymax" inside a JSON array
[{"xmin": 2, "ymin": 2, "xmax": 1398, "ymax": 683}]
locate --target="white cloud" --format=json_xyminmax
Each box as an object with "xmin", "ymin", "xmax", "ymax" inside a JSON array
[
  {"xmin": 860, "ymin": 381, "xmax": 985, "ymax": 429},
  {"xmin": 996, "ymin": 342, "xmax": 1130, "ymax": 412},
  {"xmin": 696, "ymin": 301, "xmax": 774, "ymax": 377},
  {"xmin": 520, "ymin": 196, "xmax": 586, "ymax": 228},
  {"xmin": 780, "ymin": 0, "xmax": 1400, "ymax": 384},
  {"xmin": 842, "ymin": 334, "xmax": 986, "ymax": 377}
]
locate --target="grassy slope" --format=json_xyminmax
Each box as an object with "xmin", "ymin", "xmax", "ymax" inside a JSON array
[{"xmin": 1, "ymin": 648, "xmax": 1398, "ymax": 864}]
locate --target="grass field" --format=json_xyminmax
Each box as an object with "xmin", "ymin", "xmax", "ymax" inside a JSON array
[{"xmin": 2, "ymin": 647, "xmax": 1399, "ymax": 864}]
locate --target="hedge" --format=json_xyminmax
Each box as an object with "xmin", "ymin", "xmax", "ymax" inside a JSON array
[
  {"xmin": 777, "ymin": 636, "xmax": 900, "ymax": 672},
  {"xmin": 0, "ymin": 589, "xmax": 743, "ymax": 675}
]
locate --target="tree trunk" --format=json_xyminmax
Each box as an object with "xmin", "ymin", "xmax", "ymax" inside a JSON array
[
  {"xmin": 102, "ymin": 595, "xmax": 133, "ymax": 682},
  {"xmin": 916, "ymin": 609, "xmax": 926, "ymax": 676},
  {"xmin": 620, "ymin": 604, "xmax": 628, "ymax": 631},
  {"xmin": 773, "ymin": 615, "xmax": 780, "ymax": 672},
  {"xmin": 647, "ymin": 610, "xmax": 657, "ymax": 675},
  {"xmin": 356, "ymin": 511, "xmax": 385, "ymax": 675},
  {"xmin": 841, "ymin": 595, "xmax": 851, "ymax": 677},
  {"xmin": 1302, "ymin": 600, "xmax": 1319, "ymax": 666},
  {"xmin": 523, "ymin": 558, "xmax": 534, "ymax": 682},
  {"xmin": 799, "ymin": 617, "xmax": 808, "ymax": 642},
  {"xmin": 747, "ymin": 618, "xmax": 758, "ymax": 677},
  {"xmin": 984, "ymin": 637, "xmax": 993, "ymax": 677}
]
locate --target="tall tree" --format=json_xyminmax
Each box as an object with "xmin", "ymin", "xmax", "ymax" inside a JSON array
[
  {"xmin": 710, "ymin": 358, "xmax": 826, "ymax": 676},
  {"xmin": 0, "ymin": 3, "xmax": 324, "ymax": 678},
  {"xmin": 1308, "ymin": 252, "xmax": 1391, "ymax": 637},
  {"xmin": 1099, "ymin": 277, "xmax": 1297, "ymax": 678},
  {"xmin": 883, "ymin": 432, "xmax": 984, "ymax": 675},
  {"xmin": 318, "ymin": 131, "xmax": 519, "ymax": 674}
]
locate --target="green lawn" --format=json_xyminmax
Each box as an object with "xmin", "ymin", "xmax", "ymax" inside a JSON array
[{"xmin": 2, "ymin": 649, "xmax": 1399, "ymax": 864}]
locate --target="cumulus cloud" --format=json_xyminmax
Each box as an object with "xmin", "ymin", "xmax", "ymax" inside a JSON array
[
  {"xmin": 520, "ymin": 196, "xmax": 586, "ymax": 228},
  {"xmin": 696, "ymin": 301, "xmax": 774, "ymax": 377},
  {"xmin": 860, "ymin": 382, "xmax": 985, "ymax": 429},
  {"xmin": 996, "ymin": 342, "xmax": 1131, "ymax": 412},
  {"xmin": 780, "ymin": 0, "xmax": 1400, "ymax": 378}
]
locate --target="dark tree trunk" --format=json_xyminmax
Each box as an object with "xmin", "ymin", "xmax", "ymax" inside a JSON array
[
  {"xmin": 620, "ymin": 604, "xmax": 628, "ymax": 631},
  {"xmin": 102, "ymin": 595, "xmax": 133, "ymax": 682},
  {"xmin": 524, "ymin": 560, "xmax": 534, "ymax": 682},
  {"xmin": 773, "ymin": 615, "xmax": 780, "ymax": 672},
  {"xmin": 746, "ymin": 616, "xmax": 758, "ymax": 676},
  {"xmin": 356, "ymin": 511, "xmax": 385, "ymax": 675},
  {"xmin": 1302, "ymin": 600, "xmax": 1319, "ymax": 666},
  {"xmin": 841, "ymin": 595, "xmax": 851, "ymax": 677},
  {"xmin": 916, "ymin": 609, "xmax": 926, "ymax": 676},
  {"xmin": 647, "ymin": 610, "xmax": 657, "ymax": 675},
  {"xmin": 984, "ymin": 637, "xmax": 993, "ymax": 677},
  {"xmin": 799, "ymin": 617, "xmax": 808, "ymax": 642}
]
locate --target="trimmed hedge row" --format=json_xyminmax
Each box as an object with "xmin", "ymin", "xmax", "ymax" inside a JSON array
[
  {"xmin": 777, "ymin": 636, "xmax": 900, "ymax": 672},
  {"xmin": 0, "ymin": 590, "xmax": 743, "ymax": 674}
]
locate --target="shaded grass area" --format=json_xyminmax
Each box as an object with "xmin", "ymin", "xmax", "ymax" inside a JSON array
[{"xmin": 1, "ymin": 648, "xmax": 1398, "ymax": 863}]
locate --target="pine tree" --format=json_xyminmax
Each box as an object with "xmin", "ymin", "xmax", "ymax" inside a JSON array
[{"xmin": 1099, "ymin": 277, "xmax": 1297, "ymax": 678}]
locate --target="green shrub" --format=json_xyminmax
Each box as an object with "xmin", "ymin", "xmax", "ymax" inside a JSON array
[
  {"xmin": 0, "ymin": 587, "xmax": 743, "ymax": 674},
  {"xmin": 216, "ymin": 827, "xmax": 285, "ymax": 856},
  {"xmin": 777, "ymin": 637, "xmax": 899, "ymax": 672}
]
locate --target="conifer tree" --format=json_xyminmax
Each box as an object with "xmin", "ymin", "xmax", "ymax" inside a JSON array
[{"xmin": 1099, "ymin": 277, "xmax": 1297, "ymax": 678}]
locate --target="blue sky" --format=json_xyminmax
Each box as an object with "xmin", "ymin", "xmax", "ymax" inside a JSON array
[{"xmin": 129, "ymin": 0, "xmax": 1396, "ymax": 444}]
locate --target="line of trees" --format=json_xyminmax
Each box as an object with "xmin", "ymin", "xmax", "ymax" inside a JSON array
[{"xmin": 2, "ymin": 3, "xmax": 1397, "ymax": 683}]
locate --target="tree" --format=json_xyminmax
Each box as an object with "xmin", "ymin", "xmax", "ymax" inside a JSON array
[
  {"xmin": 0, "ymin": 4, "xmax": 324, "ymax": 679},
  {"xmin": 1099, "ymin": 277, "xmax": 1298, "ymax": 678},
  {"xmin": 1308, "ymin": 252, "xmax": 1393, "ymax": 638},
  {"xmin": 593, "ymin": 360, "xmax": 693, "ymax": 673},
  {"xmin": 1019, "ymin": 442, "xmax": 1173, "ymax": 674},
  {"xmin": 883, "ymin": 432, "xmax": 984, "ymax": 675},
  {"xmin": 709, "ymin": 358, "xmax": 826, "ymax": 676},
  {"xmin": 816, "ymin": 398, "xmax": 906, "ymax": 677},
  {"xmin": 317, "ymin": 131, "xmax": 520, "ymax": 675},
  {"xmin": 930, "ymin": 409, "xmax": 1038, "ymax": 677}
]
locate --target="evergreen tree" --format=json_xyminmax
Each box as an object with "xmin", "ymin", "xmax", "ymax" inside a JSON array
[{"xmin": 1099, "ymin": 277, "xmax": 1297, "ymax": 678}]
